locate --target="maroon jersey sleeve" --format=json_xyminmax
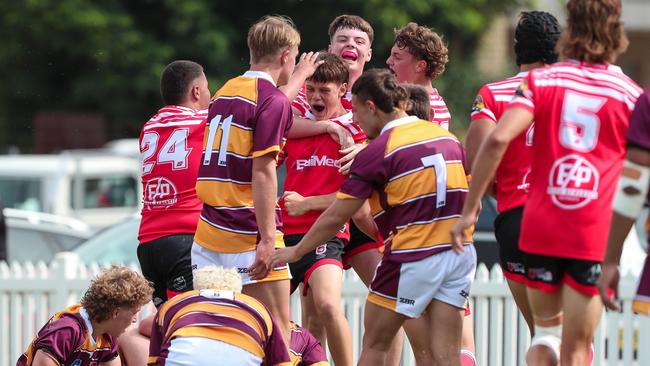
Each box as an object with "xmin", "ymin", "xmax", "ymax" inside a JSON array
[
  {"xmin": 32, "ymin": 318, "xmax": 83, "ymax": 364},
  {"xmin": 148, "ymin": 313, "xmax": 164, "ymax": 364},
  {"xmin": 264, "ymin": 319, "xmax": 292, "ymax": 366},
  {"xmin": 299, "ymin": 333, "xmax": 328, "ymax": 365},
  {"xmin": 338, "ymin": 138, "xmax": 387, "ymax": 200},
  {"xmin": 253, "ymin": 91, "xmax": 293, "ymax": 158},
  {"xmin": 627, "ymin": 89, "xmax": 650, "ymax": 152}
]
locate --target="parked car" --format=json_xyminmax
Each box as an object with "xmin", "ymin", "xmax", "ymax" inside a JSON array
[
  {"xmin": 73, "ymin": 215, "xmax": 140, "ymax": 265},
  {"xmin": 0, "ymin": 152, "xmax": 142, "ymax": 229},
  {"xmin": 4, "ymin": 208, "xmax": 92, "ymax": 262}
]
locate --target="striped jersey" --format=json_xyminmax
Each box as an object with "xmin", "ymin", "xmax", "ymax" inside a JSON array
[
  {"xmin": 195, "ymin": 71, "xmax": 292, "ymax": 253},
  {"xmin": 138, "ymin": 106, "xmax": 207, "ymax": 243},
  {"xmin": 430, "ymin": 89, "xmax": 451, "ymax": 130},
  {"xmin": 17, "ymin": 305, "xmax": 117, "ymax": 366},
  {"xmin": 148, "ymin": 289, "xmax": 291, "ymax": 366},
  {"xmin": 510, "ymin": 60, "xmax": 642, "ymax": 261},
  {"xmin": 471, "ymin": 72, "xmax": 532, "ymax": 213},
  {"xmin": 289, "ymin": 322, "xmax": 329, "ymax": 366},
  {"xmin": 292, "ymin": 83, "xmax": 353, "ymax": 116},
  {"xmin": 337, "ymin": 115, "xmax": 473, "ymax": 263}
]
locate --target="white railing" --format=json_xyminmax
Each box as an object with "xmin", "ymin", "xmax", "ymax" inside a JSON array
[{"xmin": 1, "ymin": 252, "xmax": 648, "ymax": 366}]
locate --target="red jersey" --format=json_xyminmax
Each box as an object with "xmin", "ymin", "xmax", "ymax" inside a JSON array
[
  {"xmin": 138, "ymin": 106, "xmax": 207, "ymax": 243},
  {"xmin": 430, "ymin": 89, "xmax": 451, "ymax": 130},
  {"xmin": 509, "ymin": 61, "xmax": 642, "ymax": 260},
  {"xmin": 280, "ymin": 112, "xmax": 365, "ymax": 239},
  {"xmin": 471, "ymin": 72, "xmax": 533, "ymax": 212},
  {"xmin": 292, "ymin": 84, "xmax": 353, "ymax": 116}
]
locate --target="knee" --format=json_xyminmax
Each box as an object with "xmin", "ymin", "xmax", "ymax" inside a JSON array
[
  {"xmin": 363, "ymin": 329, "xmax": 395, "ymax": 351},
  {"xmin": 314, "ymin": 299, "xmax": 342, "ymax": 321}
]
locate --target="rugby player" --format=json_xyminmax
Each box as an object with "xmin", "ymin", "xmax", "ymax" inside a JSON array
[
  {"xmin": 280, "ymin": 53, "xmax": 360, "ymax": 366},
  {"xmin": 148, "ymin": 266, "xmax": 291, "ymax": 366},
  {"xmin": 270, "ymin": 69, "xmax": 476, "ymax": 366},
  {"xmin": 465, "ymin": 11, "xmax": 561, "ymax": 336},
  {"xmin": 17, "ymin": 266, "xmax": 152, "ymax": 366},
  {"xmin": 598, "ymin": 88, "xmax": 650, "ymax": 316},
  {"xmin": 451, "ymin": 1, "xmax": 642, "ymax": 364},
  {"xmin": 192, "ymin": 15, "xmax": 300, "ymax": 346}
]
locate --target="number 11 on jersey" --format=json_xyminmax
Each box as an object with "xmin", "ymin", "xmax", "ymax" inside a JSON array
[{"xmin": 204, "ymin": 114, "xmax": 233, "ymax": 166}]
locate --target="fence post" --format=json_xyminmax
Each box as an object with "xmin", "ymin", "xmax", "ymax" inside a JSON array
[{"xmin": 49, "ymin": 252, "xmax": 81, "ymax": 311}]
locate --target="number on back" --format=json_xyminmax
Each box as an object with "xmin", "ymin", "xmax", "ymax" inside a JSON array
[{"xmin": 421, "ymin": 153, "xmax": 447, "ymax": 208}]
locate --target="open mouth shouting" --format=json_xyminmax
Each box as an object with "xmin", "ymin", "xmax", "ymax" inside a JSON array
[{"xmin": 311, "ymin": 104, "xmax": 326, "ymax": 114}]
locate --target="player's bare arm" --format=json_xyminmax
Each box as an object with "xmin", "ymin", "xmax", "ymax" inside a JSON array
[
  {"xmin": 280, "ymin": 52, "xmax": 324, "ymax": 101},
  {"xmin": 269, "ymin": 198, "xmax": 363, "ymax": 270},
  {"xmin": 289, "ymin": 116, "xmax": 354, "ymax": 147},
  {"xmin": 598, "ymin": 147, "xmax": 650, "ymax": 310},
  {"xmin": 351, "ymin": 200, "xmax": 377, "ymax": 240},
  {"xmin": 282, "ymin": 191, "xmax": 337, "ymax": 216},
  {"xmin": 451, "ymin": 107, "xmax": 533, "ymax": 252},
  {"xmin": 465, "ymin": 118, "xmax": 497, "ymax": 196},
  {"xmin": 248, "ymin": 154, "xmax": 280, "ymax": 280},
  {"xmin": 31, "ymin": 350, "xmax": 59, "ymax": 366}
]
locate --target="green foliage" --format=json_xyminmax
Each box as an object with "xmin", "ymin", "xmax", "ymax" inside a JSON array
[{"xmin": 0, "ymin": 0, "xmax": 521, "ymax": 150}]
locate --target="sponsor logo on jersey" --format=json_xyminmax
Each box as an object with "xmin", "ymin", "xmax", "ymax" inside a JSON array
[
  {"xmin": 547, "ymin": 154, "xmax": 599, "ymax": 210},
  {"xmin": 295, "ymin": 155, "xmax": 340, "ymax": 170},
  {"xmin": 517, "ymin": 169, "xmax": 531, "ymax": 192},
  {"xmin": 144, "ymin": 177, "xmax": 178, "ymax": 208},
  {"xmin": 471, "ymin": 95, "xmax": 484, "ymax": 113}
]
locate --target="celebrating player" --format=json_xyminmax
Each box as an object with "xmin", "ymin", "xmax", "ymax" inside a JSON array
[
  {"xmin": 148, "ymin": 266, "xmax": 291, "ymax": 366},
  {"xmin": 598, "ymin": 88, "xmax": 650, "ymax": 315},
  {"xmin": 192, "ymin": 15, "xmax": 300, "ymax": 345},
  {"xmin": 386, "ymin": 22, "xmax": 451, "ymax": 130},
  {"xmin": 280, "ymin": 53, "xmax": 359, "ymax": 366},
  {"xmin": 270, "ymin": 69, "xmax": 476, "ymax": 366},
  {"xmin": 17, "ymin": 266, "xmax": 152, "ymax": 366},
  {"xmin": 465, "ymin": 11, "xmax": 561, "ymax": 336},
  {"xmin": 137, "ymin": 60, "xmax": 211, "ymax": 308},
  {"xmin": 451, "ymin": 0, "xmax": 642, "ymax": 364}
]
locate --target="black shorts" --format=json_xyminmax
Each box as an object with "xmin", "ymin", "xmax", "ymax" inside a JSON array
[
  {"xmin": 523, "ymin": 252, "xmax": 601, "ymax": 296},
  {"xmin": 137, "ymin": 234, "xmax": 194, "ymax": 307},
  {"xmin": 284, "ymin": 234, "xmax": 344, "ymax": 295},
  {"xmin": 494, "ymin": 206, "xmax": 527, "ymax": 284},
  {"xmin": 343, "ymin": 221, "xmax": 381, "ymax": 269}
]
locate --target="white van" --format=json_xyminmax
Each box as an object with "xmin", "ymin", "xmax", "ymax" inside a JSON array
[{"xmin": 0, "ymin": 152, "xmax": 142, "ymax": 229}]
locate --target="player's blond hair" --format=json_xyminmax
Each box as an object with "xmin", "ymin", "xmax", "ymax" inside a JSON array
[
  {"xmin": 193, "ymin": 266, "xmax": 243, "ymax": 293},
  {"xmin": 81, "ymin": 265, "xmax": 152, "ymax": 322},
  {"xmin": 247, "ymin": 15, "xmax": 300, "ymax": 64}
]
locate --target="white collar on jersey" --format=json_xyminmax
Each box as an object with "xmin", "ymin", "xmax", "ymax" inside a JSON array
[
  {"xmin": 515, "ymin": 71, "xmax": 529, "ymax": 78},
  {"xmin": 79, "ymin": 307, "xmax": 97, "ymax": 346},
  {"xmin": 380, "ymin": 115, "xmax": 419, "ymax": 135},
  {"xmin": 243, "ymin": 70, "xmax": 276, "ymax": 87}
]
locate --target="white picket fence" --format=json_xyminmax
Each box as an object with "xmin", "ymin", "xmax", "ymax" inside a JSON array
[{"xmin": 1, "ymin": 252, "xmax": 648, "ymax": 366}]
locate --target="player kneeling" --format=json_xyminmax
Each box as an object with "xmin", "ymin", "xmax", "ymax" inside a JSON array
[
  {"xmin": 148, "ymin": 266, "xmax": 292, "ymax": 366},
  {"xmin": 269, "ymin": 69, "xmax": 476, "ymax": 366},
  {"xmin": 17, "ymin": 266, "xmax": 152, "ymax": 366}
]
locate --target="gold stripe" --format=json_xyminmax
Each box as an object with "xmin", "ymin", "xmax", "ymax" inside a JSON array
[
  {"xmin": 202, "ymin": 124, "xmax": 254, "ymax": 158},
  {"xmin": 390, "ymin": 217, "xmax": 473, "ymax": 251},
  {"xmin": 196, "ymin": 180, "xmax": 253, "ymax": 207},
  {"xmin": 385, "ymin": 121, "xmax": 456, "ymax": 155},
  {"xmin": 385, "ymin": 163, "xmax": 467, "ymax": 206},
  {"xmin": 632, "ymin": 299, "xmax": 650, "ymax": 315},
  {"xmin": 166, "ymin": 303, "xmax": 265, "ymax": 340},
  {"xmin": 252, "ymin": 145, "xmax": 281, "ymax": 158},
  {"xmin": 235, "ymin": 293, "xmax": 274, "ymax": 334},
  {"xmin": 172, "ymin": 326, "xmax": 265, "ymax": 358},
  {"xmin": 215, "ymin": 77, "xmax": 258, "ymax": 104},
  {"xmin": 194, "ymin": 221, "xmax": 285, "ymax": 253},
  {"xmin": 368, "ymin": 292, "xmax": 397, "ymax": 311},
  {"xmin": 147, "ymin": 356, "xmax": 158, "ymax": 365},
  {"xmin": 336, "ymin": 192, "xmax": 361, "ymax": 200}
]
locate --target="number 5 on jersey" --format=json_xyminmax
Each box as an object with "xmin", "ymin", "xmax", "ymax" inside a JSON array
[{"xmin": 203, "ymin": 114, "xmax": 234, "ymax": 167}]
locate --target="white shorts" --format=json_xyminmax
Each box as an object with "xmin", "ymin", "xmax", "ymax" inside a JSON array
[
  {"xmin": 166, "ymin": 336, "xmax": 262, "ymax": 366},
  {"xmin": 368, "ymin": 245, "xmax": 476, "ymax": 318},
  {"xmin": 191, "ymin": 242, "xmax": 291, "ymax": 286}
]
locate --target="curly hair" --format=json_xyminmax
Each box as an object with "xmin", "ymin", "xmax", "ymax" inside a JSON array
[
  {"xmin": 514, "ymin": 11, "xmax": 561, "ymax": 66},
  {"xmin": 557, "ymin": 0, "xmax": 628, "ymax": 64},
  {"xmin": 394, "ymin": 22, "xmax": 448, "ymax": 80},
  {"xmin": 81, "ymin": 265, "xmax": 153, "ymax": 322},
  {"xmin": 352, "ymin": 68, "xmax": 409, "ymax": 113},
  {"xmin": 193, "ymin": 266, "xmax": 243, "ymax": 292}
]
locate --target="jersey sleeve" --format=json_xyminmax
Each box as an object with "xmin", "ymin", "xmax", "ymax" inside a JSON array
[
  {"xmin": 147, "ymin": 313, "xmax": 164, "ymax": 365},
  {"xmin": 32, "ymin": 320, "xmax": 83, "ymax": 364},
  {"xmin": 291, "ymin": 84, "xmax": 310, "ymax": 117},
  {"xmin": 337, "ymin": 141, "xmax": 386, "ymax": 200},
  {"xmin": 265, "ymin": 319, "xmax": 292, "ymax": 366},
  {"xmin": 627, "ymin": 90, "xmax": 650, "ymax": 152},
  {"xmin": 470, "ymin": 85, "xmax": 498, "ymax": 122},
  {"xmin": 300, "ymin": 332, "xmax": 329, "ymax": 366},
  {"xmin": 253, "ymin": 92, "xmax": 293, "ymax": 158},
  {"xmin": 508, "ymin": 74, "xmax": 535, "ymax": 114},
  {"xmin": 99, "ymin": 337, "xmax": 119, "ymax": 362}
]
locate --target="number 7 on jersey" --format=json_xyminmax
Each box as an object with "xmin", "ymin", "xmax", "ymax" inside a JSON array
[{"xmin": 421, "ymin": 153, "xmax": 447, "ymax": 208}]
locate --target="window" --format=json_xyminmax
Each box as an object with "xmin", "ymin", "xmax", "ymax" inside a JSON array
[
  {"xmin": 0, "ymin": 178, "xmax": 42, "ymax": 212},
  {"xmin": 81, "ymin": 176, "xmax": 138, "ymax": 209}
]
